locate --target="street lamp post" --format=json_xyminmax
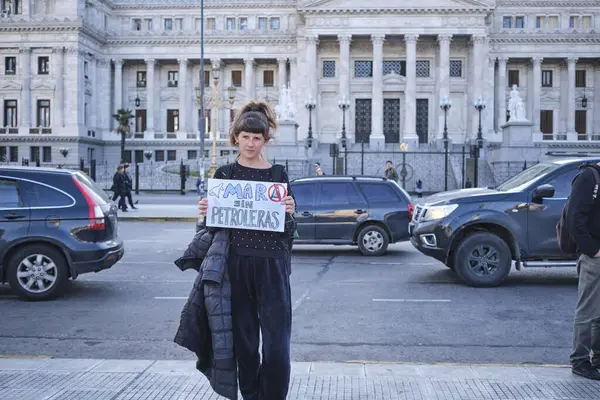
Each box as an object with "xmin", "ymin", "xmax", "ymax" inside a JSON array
[
  {"xmin": 439, "ymin": 95, "xmax": 451, "ymax": 191},
  {"xmin": 473, "ymin": 95, "xmax": 486, "ymax": 188},
  {"xmin": 338, "ymin": 95, "xmax": 350, "ymax": 174},
  {"xmin": 304, "ymin": 95, "xmax": 316, "ymax": 148}
]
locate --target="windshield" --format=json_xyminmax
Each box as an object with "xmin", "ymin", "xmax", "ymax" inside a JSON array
[{"xmin": 496, "ymin": 162, "xmax": 557, "ymax": 192}]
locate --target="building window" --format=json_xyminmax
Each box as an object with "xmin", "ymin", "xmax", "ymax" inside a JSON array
[
  {"xmin": 133, "ymin": 150, "xmax": 143, "ymax": 163},
  {"xmin": 4, "ymin": 100, "xmax": 17, "ymax": 127},
  {"xmin": 30, "ymin": 147, "xmax": 40, "ymax": 163},
  {"xmin": 2, "ymin": 0, "xmax": 20, "ymax": 15},
  {"xmin": 416, "ymin": 60, "xmax": 430, "ymax": 78},
  {"xmin": 226, "ymin": 18, "xmax": 235, "ymax": 31},
  {"xmin": 239, "ymin": 17, "xmax": 248, "ymax": 30},
  {"xmin": 0, "ymin": 147, "xmax": 6, "ymax": 162},
  {"xmin": 263, "ymin": 70, "xmax": 274, "ymax": 87},
  {"xmin": 167, "ymin": 110, "xmax": 179, "ymax": 132},
  {"xmin": 84, "ymin": 61, "xmax": 89, "ymax": 79},
  {"xmin": 258, "ymin": 17, "xmax": 267, "ymax": 31},
  {"xmin": 536, "ymin": 15, "xmax": 559, "ymax": 29},
  {"xmin": 582, "ymin": 16, "xmax": 592, "ymax": 28},
  {"xmin": 230, "ymin": 109, "xmax": 236, "ymax": 122},
  {"xmin": 200, "ymin": 109, "xmax": 211, "ymax": 133},
  {"xmin": 576, "ymin": 70, "xmax": 586, "ymax": 87},
  {"xmin": 270, "ymin": 17, "xmax": 280, "ymax": 30},
  {"xmin": 515, "ymin": 16, "xmax": 525, "ymax": 28},
  {"xmin": 174, "ymin": 18, "xmax": 183, "ymax": 30},
  {"xmin": 37, "ymin": 100, "xmax": 51, "ymax": 127},
  {"xmin": 569, "ymin": 16, "xmax": 591, "ymax": 29},
  {"xmin": 187, "ymin": 150, "xmax": 198, "ymax": 160},
  {"xmin": 354, "ymin": 61, "xmax": 373, "ymax": 78},
  {"xmin": 132, "ymin": 18, "xmax": 142, "ymax": 31},
  {"xmin": 231, "ymin": 70, "xmax": 242, "ymax": 87},
  {"xmin": 449, "ymin": 60, "xmax": 462, "ymax": 77},
  {"xmin": 540, "ymin": 110, "xmax": 553, "ymax": 134},
  {"xmin": 354, "ymin": 99, "xmax": 372, "ymax": 144},
  {"xmin": 155, "ymin": 150, "xmax": 165, "ymax": 162},
  {"xmin": 168, "ymin": 71, "xmax": 178, "ymax": 87},
  {"xmin": 194, "ymin": 18, "xmax": 201, "ymax": 30},
  {"xmin": 5, "ymin": 56, "xmax": 16, "ymax": 74},
  {"xmin": 164, "ymin": 18, "xmax": 173, "ymax": 31},
  {"xmin": 383, "ymin": 60, "xmax": 405, "ymax": 76},
  {"xmin": 541, "ymin": 70, "xmax": 552, "ymax": 87},
  {"xmin": 9, "ymin": 146, "xmax": 18, "ymax": 162},
  {"xmin": 202, "ymin": 70, "xmax": 210, "ymax": 87},
  {"xmin": 503, "ymin": 16, "xmax": 512, "ymax": 28},
  {"xmin": 323, "ymin": 60, "xmax": 336, "ymax": 78},
  {"xmin": 137, "ymin": 71, "xmax": 147, "ymax": 87},
  {"xmin": 167, "ymin": 150, "xmax": 176, "ymax": 161},
  {"xmin": 145, "ymin": 18, "xmax": 153, "ymax": 31},
  {"xmin": 42, "ymin": 146, "xmax": 51, "ymax": 163},
  {"xmin": 84, "ymin": 102, "xmax": 88, "ymax": 126},
  {"xmin": 575, "ymin": 110, "xmax": 587, "ymax": 135},
  {"xmin": 135, "ymin": 109, "xmax": 147, "ymax": 133},
  {"xmin": 207, "ymin": 18, "xmax": 215, "ymax": 30},
  {"xmin": 508, "ymin": 70, "xmax": 519, "ymax": 87},
  {"xmin": 123, "ymin": 150, "xmax": 132, "ymax": 164},
  {"xmin": 38, "ymin": 56, "xmax": 49, "ymax": 74}
]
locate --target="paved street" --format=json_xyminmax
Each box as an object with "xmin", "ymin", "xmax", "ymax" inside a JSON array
[{"xmin": 0, "ymin": 221, "xmax": 580, "ymax": 366}]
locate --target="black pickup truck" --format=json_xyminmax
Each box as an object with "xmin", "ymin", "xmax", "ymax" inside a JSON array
[{"xmin": 409, "ymin": 157, "xmax": 600, "ymax": 287}]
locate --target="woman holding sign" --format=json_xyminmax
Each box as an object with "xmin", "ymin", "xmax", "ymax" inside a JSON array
[{"xmin": 198, "ymin": 101, "xmax": 296, "ymax": 400}]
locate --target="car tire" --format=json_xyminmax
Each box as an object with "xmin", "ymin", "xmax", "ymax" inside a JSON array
[
  {"xmin": 453, "ymin": 232, "xmax": 512, "ymax": 287},
  {"xmin": 7, "ymin": 244, "xmax": 70, "ymax": 301},
  {"xmin": 357, "ymin": 225, "xmax": 389, "ymax": 256}
]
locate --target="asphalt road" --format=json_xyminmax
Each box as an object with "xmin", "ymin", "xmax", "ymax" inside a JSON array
[{"xmin": 0, "ymin": 221, "xmax": 580, "ymax": 365}]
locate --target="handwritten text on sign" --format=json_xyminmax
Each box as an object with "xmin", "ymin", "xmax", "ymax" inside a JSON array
[{"xmin": 206, "ymin": 178, "xmax": 287, "ymax": 232}]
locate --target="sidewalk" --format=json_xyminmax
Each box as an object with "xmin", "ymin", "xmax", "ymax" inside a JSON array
[
  {"xmin": 1, "ymin": 357, "xmax": 599, "ymax": 399},
  {"xmin": 115, "ymin": 193, "xmax": 199, "ymax": 222}
]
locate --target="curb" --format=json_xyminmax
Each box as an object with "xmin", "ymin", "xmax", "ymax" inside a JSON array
[{"xmin": 117, "ymin": 216, "xmax": 198, "ymax": 222}]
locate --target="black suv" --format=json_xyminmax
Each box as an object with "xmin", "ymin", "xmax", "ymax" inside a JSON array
[
  {"xmin": 0, "ymin": 166, "xmax": 124, "ymax": 301},
  {"xmin": 291, "ymin": 176, "xmax": 413, "ymax": 256},
  {"xmin": 409, "ymin": 157, "xmax": 600, "ymax": 287}
]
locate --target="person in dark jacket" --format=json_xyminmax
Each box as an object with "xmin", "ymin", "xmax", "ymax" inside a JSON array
[
  {"xmin": 111, "ymin": 165, "xmax": 128, "ymax": 211},
  {"xmin": 123, "ymin": 164, "xmax": 137, "ymax": 209},
  {"xmin": 568, "ymin": 162, "xmax": 600, "ymax": 380},
  {"xmin": 198, "ymin": 101, "xmax": 296, "ymax": 400}
]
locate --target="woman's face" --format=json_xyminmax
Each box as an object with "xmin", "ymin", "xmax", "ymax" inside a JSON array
[{"xmin": 237, "ymin": 131, "xmax": 268, "ymax": 159}]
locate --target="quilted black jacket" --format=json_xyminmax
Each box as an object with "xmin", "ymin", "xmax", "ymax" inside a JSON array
[{"xmin": 173, "ymin": 228, "xmax": 238, "ymax": 400}]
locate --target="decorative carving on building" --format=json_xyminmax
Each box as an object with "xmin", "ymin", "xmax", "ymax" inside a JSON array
[
  {"xmin": 31, "ymin": 79, "xmax": 56, "ymax": 91},
  {"xmin": 0, "ymin": 80, "xmax": 23, "ymax": 90},
  {"xmin": 508, "ymin": 85, "xmax": 527, "ymax": 122},
  {"xmin": 275, "ymin": 85, "xmax": 297, "ymax": 121}
]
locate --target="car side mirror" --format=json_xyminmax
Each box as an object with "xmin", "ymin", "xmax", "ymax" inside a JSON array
[{"xmin": 532, "ymin": 184, "xmax": 555, "ymax": 201}]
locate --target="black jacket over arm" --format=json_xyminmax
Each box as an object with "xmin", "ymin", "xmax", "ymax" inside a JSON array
[{"xmin": 566, "ymin": 164, "xmax": 600, "ymax": 258}]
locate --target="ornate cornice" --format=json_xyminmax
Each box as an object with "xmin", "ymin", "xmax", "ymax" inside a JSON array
[
  {"xmin": 113, "ymin": 0, "xmax": 297, "ymax": 10},
  {"xmin": 490, "ymin": 34, "xmax": 600, "ymax": 43},
  {"xmin": 107, "ymin": 37, "xmax": 296, "ymax": 45},
  {"xmin": 299, "ymin": 8, "xmax": 493, "ymax": 15},
  {"xmin": 0, "ymin": 21, "xmax": 82, "ymax": 33},
  {"xmin": 497, "ymin": 0, "xmax": 600, "ymax": 7}
]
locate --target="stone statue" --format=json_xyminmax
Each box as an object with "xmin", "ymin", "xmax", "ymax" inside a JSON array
[
  {"xmin": 508, "ymin": 85, "xmax": 527, "ymax": 121},
  {"xmin": 275, "ymin": 85, "xmax": 296, "ymax": 121}
]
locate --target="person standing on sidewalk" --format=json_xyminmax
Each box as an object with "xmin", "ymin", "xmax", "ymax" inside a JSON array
[
  {"xmin": 568, "ymin": 161, "xmax": 600, "ymax": 380},
  {"xmin": 198, "ymin": 100, "xmax": 296, "ymax": 400},
  {"xmin": 384, "ymin": 160, "xmax": 398, "ymax": 182}
]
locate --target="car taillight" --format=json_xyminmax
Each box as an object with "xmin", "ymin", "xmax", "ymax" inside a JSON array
[
  {"xmin": 408, "ymin": 203, "xmax": 414, "ymax": 220},
  {"xmin": 72, "ymin": 176, "xmax": 105, "ymax": 230}
]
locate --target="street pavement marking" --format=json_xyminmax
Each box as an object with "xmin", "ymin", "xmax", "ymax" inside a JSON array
[
  {"xmin": 372, "ymin": 298, "xmax": 451, "ymax": 303},
  {"xmin": 154, "ymin": 296, "xmax": 188, "ymax": 300}
]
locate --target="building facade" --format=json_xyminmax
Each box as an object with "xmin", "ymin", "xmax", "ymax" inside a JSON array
[{"xmin": 0, "ymin": 0, "xmax": 599, "ymax": 171}]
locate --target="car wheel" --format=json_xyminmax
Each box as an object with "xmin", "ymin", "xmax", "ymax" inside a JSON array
[
  {"xmin": 357, "ymin": 225, "xmax": 389, "ymax": 256},
  {"xmin": 454, "ymin": 232, "xmax": 512, "ymax": 287},
  {"xmin": 7, "ymin": 244, "xmax": 70, "ymax": 301}
]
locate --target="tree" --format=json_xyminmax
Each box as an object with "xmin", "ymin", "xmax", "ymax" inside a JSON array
[{"xmin": 113, "ymin": 108, "xmax": 134, "ymax": 163}]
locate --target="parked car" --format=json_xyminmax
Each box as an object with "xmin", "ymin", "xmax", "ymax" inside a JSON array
[
  {"xmin": 409, "ymin": 157, "xmax": 600, "ymax": 287},
  {"xmin": 0, "ymin": 166, "xmax": 124, "ymax": 301},
  {"xmin": 290, "ymin": 176, "xmax": 413, "ymax": 255}
]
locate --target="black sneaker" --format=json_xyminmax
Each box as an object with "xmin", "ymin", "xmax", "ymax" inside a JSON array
[{"xmin": 572, "ymin": 362, "xmax": 600, "ymax": 380}]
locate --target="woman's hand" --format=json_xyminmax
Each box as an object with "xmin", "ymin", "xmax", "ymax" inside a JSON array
[
  {"xmin": 281, "ymin": 196, "xmax": 295, "ymax": 214},
  {"xmin": 198, "ymin": 198, "xmax": 208, "ymax": 216}
]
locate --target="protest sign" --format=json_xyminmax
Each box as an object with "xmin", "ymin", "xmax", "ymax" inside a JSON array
[{"xmin": 206, "ymin": 178, "xmax": 287, "ymax": 232}]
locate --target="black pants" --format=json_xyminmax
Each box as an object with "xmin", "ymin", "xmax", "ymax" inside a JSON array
[{"xmin": 229, "ymin": 253, "xmax": 292, "ymax": 400}]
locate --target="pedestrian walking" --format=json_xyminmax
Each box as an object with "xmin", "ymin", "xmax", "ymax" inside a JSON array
[
  {"xmin": 123, "ymin": 164, "xmax": 137, "ymax": 209},
  {"xmin": 567, "ymin": 161, "xmax": 600, "ymax": 380},
  {"xmin": 194, "ymin": 100, "xmax": 297, "ymax": 399},
  {"xmin": 111, "ymin": 165, "xmax": 128, "ymax": 211},
  {"xmin": 465, "ymin": 177, "xmax": 472, "ymax": 188},
  {"xmin": 384, "ymin": 160, "xmax": 398, "ymax": 182},
  {"xmin": 314, "ymin": 162, "xmax": 324, "ymax": 176},
  {"xmin": 416, "ymin": 179, "xmax": 423, "ymax": 198}
]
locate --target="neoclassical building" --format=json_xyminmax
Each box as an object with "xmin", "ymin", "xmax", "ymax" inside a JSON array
[{"xmin": 0, "ymin": 0, "xmax": 599, "ymax": 170}]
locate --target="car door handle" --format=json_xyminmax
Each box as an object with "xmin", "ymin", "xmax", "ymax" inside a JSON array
[
  {"xmin": 301, "ymin": 211, "xmax": 312, "ymax": 216},
  {"xmin": 355, "ymin": 209, "xmax": 367, "ymax": 214},
  {"xmin": 3, "ymin": 213, "xmax": 26, "ymax": 220}
]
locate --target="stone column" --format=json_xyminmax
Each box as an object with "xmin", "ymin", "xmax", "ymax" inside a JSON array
[
  {"xmin": 289, "ymin": 57, "xmax": 298, "ymax": 125},
  {"xmin": 244, "ymin": 57, "xmax": 255, "ymax": 99},
  {"xmin": 338, "ymin": 34, "xmax": 351, "ymax": 100},
  {"xmin": 531, "ymin": 57, "xmax": 542, "ymax": 134},
  {"xmin": 485, "ymin": 57, "xmax": 496, "ymax": 136},
  {"xmin": 403, "ymin": 34, "xmax": 419, "ymax": 141},
  {"xmin": 471, "ymin": 35, "xmax": 487, "ymax": 139},
  {"xmin": 567, "ymin": 57, "xmax": 577, "ymax": 138},
  {"xmin": 370, "ymin": 34, "xmax": 385, "ymax": 146},
  {"xmin": 19, "ymin": 47, "xmax": 31, "ymax": 131},
  {"xmin": 90, "ymin": 55, "xmax": 97, "ymax": 131},
  {"xmin": 64, "ymin": 48, "xmax": 80, "ymax": 130},
  {"xmin": 178, "ymin": 57, "xmax": 188, "ymax": 132},
  {"xmin": 277, "ymin": 57, "xmax": 287, "ymax": 89},
  {"xmin": 497, "ymin": 57, "xmax": 507, "ymax": 128},
  {"xmin": 96, "ymin": 58, "xmax": 111, "ymax": 137},
  {"xmin": 305, "ymin": 35, "xmax": 319, "ymax": 100},
  {"xmin": 437, "ymin": 34, "xmax": 452, "ymax": 139},
  {"xmin": 145, "ymin": 58, "xmax": 155, "ymax": 134},
  {"xmin": 52, "ymin": 47, "xmax": 65, "ymax": 128},
  {"xmin": 114, "ymin": 58, "xmax": 123, "ymax": 114}
]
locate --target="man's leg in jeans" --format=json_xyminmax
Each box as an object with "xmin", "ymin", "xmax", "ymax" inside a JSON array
[{"xmin": 571, "ymin": 255, "xmax": 600, "ymax": 367}]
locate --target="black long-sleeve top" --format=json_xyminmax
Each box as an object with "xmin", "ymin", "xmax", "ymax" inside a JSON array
[{"xmin": 566, "ymin": 164, "xmax": 600, "ymax": 258}]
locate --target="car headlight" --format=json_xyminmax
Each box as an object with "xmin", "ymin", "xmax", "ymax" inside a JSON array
[{"xmin": 420, "ymin": 204, "xmax": 458, "ymax": 222}]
